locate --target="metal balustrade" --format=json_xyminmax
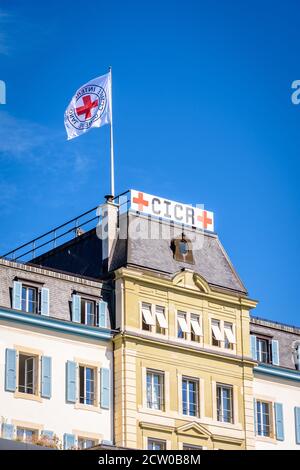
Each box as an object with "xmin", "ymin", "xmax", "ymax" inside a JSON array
[{"xmin": 1, "ymin": 191, "xmax": 130, "ymax": 264}]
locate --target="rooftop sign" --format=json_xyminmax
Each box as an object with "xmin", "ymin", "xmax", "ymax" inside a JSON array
[{"xmin": 129, "ymin": 190, "xmax": 214, "ymax": 232}]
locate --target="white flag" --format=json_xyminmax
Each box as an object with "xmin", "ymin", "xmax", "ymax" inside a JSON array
[{"xmin": 64, "ymin": 72, "xmax": 112, "ymax": 140}]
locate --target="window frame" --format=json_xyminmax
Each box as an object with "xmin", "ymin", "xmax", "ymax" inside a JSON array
[
  {"xmin": 79, "ymin": 364, "xmax": 96, "ymax": 406},
  {"xmin": 182, "ymin": 376, "xmax": 199, "ymax": 417},
  {"xmin": 177, "ymin": 311, "xmax": 188, "ymax": 340},
  {"xmin": 155, "ymin": 306, "xmax": 167, "ymax": 335},
  {"xmin": 16, "ymin": 427, "xmax": 39, "ymax": 443},
  {"xmin": 21, "ymin": 285, "xmax": 39, "ymax": 314},
  {"xmin": 81, "ymin": 298, "xmax": 98, "ymax": 327},
  {"xmin": 182, "ymin": 444, "xmax": 203, "ymax": 450},
  {"xmin": 224, "ymin": 322, "xmax": 234, "ymax": 350},
  {"xmin": 147, "ymin": 438, "xmax": 166, "ymax": 450},
  {"xmin": 146, "ymin": 369, "xmax": 165, "ymax": 411},
  {"xmin": 190, "ymin": 314, "xmax": 202, "ymax": 343},
  {"xmin": 77, "ymin": 436, "xmax": 97, "ymax": 449},
  {"xmin": 256, "ymin": 336, "xmax": 271, "ymax": 364},
  {"xmin": 256, "ymin": 400, "xmax": 273, "ymax": 437},
  {"xmin": 141, "ymin": 302, "xmax": 167, "ymax": 336},
  {"xmin": 210, "ymin": 318, "xmax": 236, "ymax": 350},
  {"xmin": 176, "ymin": 311, "xmax": 203, "ymax": 343},
  {"xmin": 18, "ymin": 352, "xmax": 39, "ymax": 396},
  {"xmin": 216, "ymin": 383, "xmax": 234, "ymax": 424}
]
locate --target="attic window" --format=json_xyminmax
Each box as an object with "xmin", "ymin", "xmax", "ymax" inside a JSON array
[
  {"xmin": 171, "ymin": 234, "xmax": 194, "ymax": 264},
  {"xmin": 179, "ymin": 240, "xmax": 189, "ymax": 255}
]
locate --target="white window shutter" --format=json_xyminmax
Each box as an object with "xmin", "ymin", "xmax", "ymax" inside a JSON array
[{"xmin": 41, "ymin": 288, "xmax": 50, "ymax": 316}]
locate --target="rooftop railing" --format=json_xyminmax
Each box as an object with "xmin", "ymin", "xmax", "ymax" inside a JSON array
[{"xmin": 1, "ymin": 191, "xmax": 130, "ymax": 264}]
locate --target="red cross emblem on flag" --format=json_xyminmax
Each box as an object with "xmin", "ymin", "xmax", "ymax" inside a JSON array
[
  {"xmin": 76, "ymin": 95, "xmax": 99, "ymax": 120},
  {"xmin": 65, "ymin": 75, "xmax": 111, "ymax": 140}
]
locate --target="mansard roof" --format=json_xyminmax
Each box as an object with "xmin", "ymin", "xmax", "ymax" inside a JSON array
[
  {"xmin": 111, "ymin": 213, "xmax": 247, "ymax": 294},
  {"xmin": 14, "ymin": 207, "xmax": 247, "ymax": 295}
]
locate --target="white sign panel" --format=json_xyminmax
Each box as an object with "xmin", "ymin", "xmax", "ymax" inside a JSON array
[{"xmin": 129, "ymin": 190, "xmax": 214, "ymax": 232}]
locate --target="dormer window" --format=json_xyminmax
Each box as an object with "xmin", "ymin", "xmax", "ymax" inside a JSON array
[
  {"xmin": 22, "ymin": 286, "xmax": 38, "ymax": 314},
  {"xmin": 171, "ymin": 234, "xmax": 194, "ymax": 264},
  {"xmin": 179, "ymin": 240, "xmax": 189, "ymax": 255}
]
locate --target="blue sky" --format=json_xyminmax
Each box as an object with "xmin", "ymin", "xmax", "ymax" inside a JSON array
[{"xmin": 0, "ymin": 0, "xmax": 299, "ymax": 325}]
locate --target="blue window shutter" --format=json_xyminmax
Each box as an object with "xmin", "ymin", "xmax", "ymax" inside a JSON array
[
  {"xmin": 274, "ymin": 403, "xmax": 284, "ymax": 441},
  {"xmin": 1, "ymin": 423, "xmax": 14, "ymax": 440},
  {"xmin": 98, "ymin": 300, "xmax": 107, "ymax": 328},
  {"xmin": 272, "ymin": 340, "xmax": 280, "ymax": 366},
  {"xmin": 295, "ymin": 407, "xmax": 300, "ymax": 444},
  {"xmin": 72, "ymin": 295, "xmax": 81, "ymax": 323},
  {"xmin": 41, "ymin": 288, "xmax": 50, "ymax": 316},
  {"xmin": 5, "ymin": 348, "xmax": 16, "ymax": 392},
  {"xmin": 66, "ymin": 361, "xmax": 77, "ymax": 403},
  {"xmin": 12, "ymin": 281, "xmax": 22, "ymax": 310},
  {"xmin": 41, "ymin": 356, "xmax": 52, "ymax": 398},
  {"xmin": 250, "ymin": 335, "xmax": 257, "ymax": 360},
  {"xmin": 100, "ymin": 368, "xmax": 110, "ymax": 409},
  {"xmin": 253, "ymin": 399, "xmax": 257, "ymax": 435},
  {"xmin": 63, "ymin": 433, "xmax": 76, "ymax": 450}
]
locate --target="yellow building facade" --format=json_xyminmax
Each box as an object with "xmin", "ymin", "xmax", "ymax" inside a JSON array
[{"xmin": 114, "ymin": 260, "xmax": 257, "ymax": 450}]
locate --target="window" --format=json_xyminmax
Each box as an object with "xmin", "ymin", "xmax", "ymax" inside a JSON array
[
  {"xmin": 177, "ymin": 312, "xmax": 188, "ymax": 339},
  {"xmin": 141, "ymin": 303, "xmax": 167, "ymax": 335},
  {"xmin": 79, "ymin": 366, "xmax": 95, "ymax": 406},
  {"xmin": 190, "ymin": 315, "xmax": 202, "ymax": 342},
  {"xmin": 146, "ymin": 370, "xmax": 164, "ymax": 411},
  {"xmin": 18, "ymin": 353, "xmax": 38, "ymax": 395},
  {"xmin": 211, "ymin": 320, "xmax": 236, "ymax": 349},
  {"xmin": 155, "ymin": 306, "xmax": 167, "ymax": 335},
  {"xmin": 78, "ymin": 437, "xmax": 97, "ymax": 449},
  {"xmin": 81, "ymin": 299, "xmax": 97, "ymax": 327},
  {"xmin": 141, "ymin": 303, "xmax": 154, "ymax": 331},
  {"xmin": 148, "ymin": 438, "xmax": 166, "ymax": 450},
  {"xmin": 224, "ymin": 322, "xmax": 235, "ymax": 350},
  {"xmin": 171, "ymin": 235, "xmax": 194, "ymax": 264},
  {"xmin": 211, "ymin": 320, "xmax": 222, "ymax": 347},
  {"xmin": 16, "ymin": 427, "xmax": 38, "ymax": 443},
  {"xmin": 256, "ymin": 401, "xmax": 272, "ymax": 437},
  {"xmin": 182, "ymin": 378, "xmax": 199, "ymax": 417},
  {"xmin": 22, "ymin": 286, "xmax": 38, "ymax": 314},
  {"xmin": 176, "ymin": 311, "xmax": 203, "ymax": 343},
  {"xmin": 182, "ymin": 444, "xmax": 203, "ymax": 450},
  {"xmin": 179, "ymin": 240, "xmax": 189, "ymax": 255},
  {"xmin": 217, "ymin": 384, "xmax": 233, "ymax": 423},
  {"xmin": 256, "ymin": 337, "xmax": 270, "ymax": 363}
]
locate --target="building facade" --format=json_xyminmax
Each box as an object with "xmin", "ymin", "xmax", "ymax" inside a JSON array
[
  {"xmin": 1, "ymin": 189, "xmax": 299, "ymax": 450},
  {"xmin": 250, "ymin": 317, "xmax": 300, "ymax": 449},
  {"xmin": 112, "ymin": 207, "xmax": 257, "ymax": 450},
  {"xmin": 0, "ymin": 258, "xmax": 114, "ymax": 449}
]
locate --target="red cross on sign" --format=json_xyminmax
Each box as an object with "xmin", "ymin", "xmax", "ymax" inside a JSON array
[
  {"xmin": 133, "ymin": 192, "xmax": 149, "ymax": 211},
  {"xmin": 197, "ymin": 210, "xmax": 212, "ymax": 229},
  {"xmin": 76, "ymin": 95, "xmax": 99, "ymax": 120}
]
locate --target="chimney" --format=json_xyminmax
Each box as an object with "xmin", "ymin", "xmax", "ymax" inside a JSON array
[
  {"xmin": 295, "ymin": 344, "xmax": 300, "ymax": 371},
  {"xmin": 96, "ymin": 195, "xmax": 118, "ymax": 271},
  {"xmin": 292, "ymin": 341, "xmax": 300, "ymax": 370}
]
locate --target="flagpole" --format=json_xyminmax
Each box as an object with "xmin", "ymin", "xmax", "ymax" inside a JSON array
[{"xmin": 109, "ymin": 66, "xmax": 115, "ymax": 197}]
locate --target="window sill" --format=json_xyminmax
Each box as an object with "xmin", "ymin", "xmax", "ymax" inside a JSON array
[
  {"xmin": 74, "ymin": 402, "xmax": 102, "ymax": 413},
  {"xmin": 138, "ymin": 406, "xmax": 169, "ymax": 416},
  {"xmin": 255, "ymin": 435, "xmax": 277, "ymax": 444},
  {"xmin": 14, "ymin": 391, "xmax": 43, "ymax": 403},
  {"xmin": 206, "ymin": 344, "xmax": 236, "ymax": 354}
]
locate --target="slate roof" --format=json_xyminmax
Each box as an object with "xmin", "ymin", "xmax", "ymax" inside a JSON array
[
  {"xmin": 31, "ymin": 211, "xmax": 247, "ymax": 295},
  {"xmin": 111, "ymin": 213, "xmax": 247, "ymax": 294}
]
